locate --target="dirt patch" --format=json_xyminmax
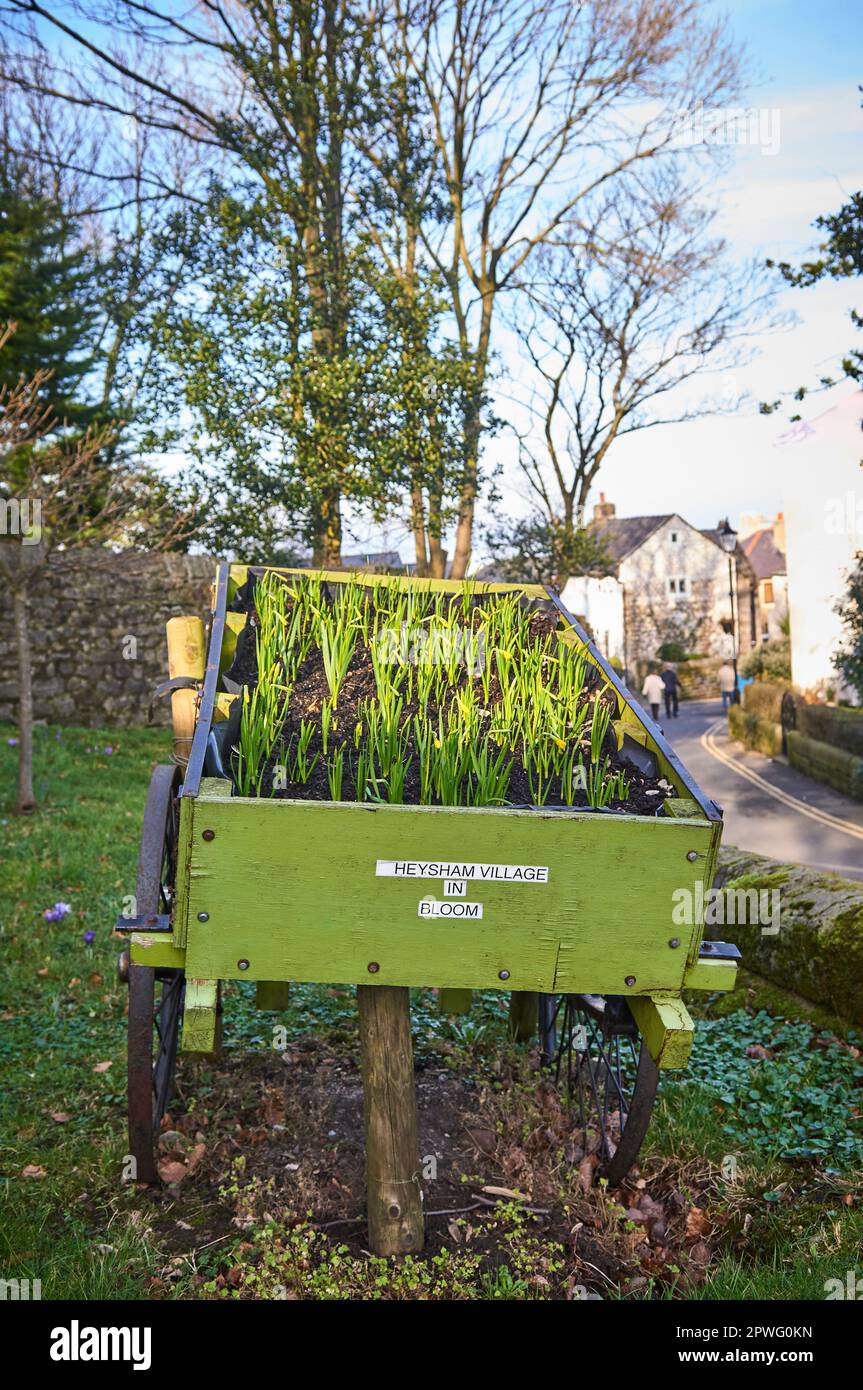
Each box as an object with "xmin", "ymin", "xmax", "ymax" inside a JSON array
[{"xmin": 140, "ymin": 1040, "xmax": 729, "ymax": 1299}]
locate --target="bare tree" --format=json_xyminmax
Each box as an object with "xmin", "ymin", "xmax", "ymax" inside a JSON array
[
  {"xmin": 0, "ymin": 325, "xmax": 190, "ymax": 812},
  {"xmin": 396, "ymin": 0, "xmax": 743, "ymax": 575},
  {"xmin": 506, "ymin": 177, "xmax": 776, "ymax": 550}
]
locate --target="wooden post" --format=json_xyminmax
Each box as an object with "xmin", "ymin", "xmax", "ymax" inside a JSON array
[
  {"xmin": 357, "ymin": 985, "xmax": 424, "ymax": 1256},
  {"xmin": 165, "ymin": 616, "xmax": 205, "ymax": 764},
  {"xmin": 508, "ymin": 990, "xmax": 538, "ymax": 1042}
]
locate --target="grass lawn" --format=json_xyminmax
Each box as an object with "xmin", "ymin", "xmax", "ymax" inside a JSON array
[{"xmin": 1, "ymin": 721, "xmax": 861, "ymax": 1300}]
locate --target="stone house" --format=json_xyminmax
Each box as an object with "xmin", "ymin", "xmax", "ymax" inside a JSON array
[
  {"xmin": 561, "ymin": 498, "xmax": 758, "ymax": 678},
  {"xmin": 739, "ymin": 514, "xmax": 788, "ymax": 644}
]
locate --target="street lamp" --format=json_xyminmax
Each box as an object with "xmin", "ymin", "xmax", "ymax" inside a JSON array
[{"xmin": 717, "ymin": 518, "xmax": 740, "ymax": 705}]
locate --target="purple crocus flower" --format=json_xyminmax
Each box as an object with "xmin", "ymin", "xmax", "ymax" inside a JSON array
[
  {"xmin": 83, "ymin": 930, "xmax": 96, "ymax": 945},
  {"xmin": 43, "ymin": 902, "xmax": 73, "ymax": 923},
  {"xmin": 104, "ymin": 746, "xmax": 114, "ymax": 755},
  {"xmin": 7, "ymin": 737, "xmax": 18, "ymax": 747}
]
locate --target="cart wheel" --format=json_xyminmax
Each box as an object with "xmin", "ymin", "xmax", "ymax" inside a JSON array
[
  {"xmin": 126, "ymin": 764, "xmax": 185, "ymax": 1184},
  {"xmin": 537, "ymin": 993, "xmax": 659, "ymax": 1187}
]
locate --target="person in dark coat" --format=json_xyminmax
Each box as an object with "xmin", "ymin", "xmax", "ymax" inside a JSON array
[{"xmin": 661, "ymin": 665, "xmax": 680, "ymax": 719}]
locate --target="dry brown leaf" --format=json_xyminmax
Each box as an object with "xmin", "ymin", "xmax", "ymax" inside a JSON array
[
  {"xmin": 93, "ymin": 1061, "xmax": 112, "ymax": 1073},
  {"xmin": 22, "ymin": 1164, "xmax": 47, "ymax": 1178},
  {"xmin": 481, "ymin": 1184, "xmax": 528, "ymax": 1201},
  {"xmin": 686, "ymin": 1206, "xmax": 713, "ymax": 1240},
  {"xmin": 578, "ymin": 1154, "xmax": 598, "ymax": 1194},
  {"xmin": 186, "ymin": 1142, "xmax": 207, "ymax": 1175},
  {"xmin": 158, "ymin": 1159, "xmax": 187, "ymax": 1184},
  {"xmin": 49, "ymin": 1112, "xmax": 71, "ymax": 1124}
]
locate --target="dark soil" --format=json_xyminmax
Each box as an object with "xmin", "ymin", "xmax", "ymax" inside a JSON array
[
  {"xmin": 224, "ymin": 584, "xmax": 674, "ymax": 816},
  {"xmin": 144, "ymin": 1031, "xmax": 726, "ymax": 1300}
]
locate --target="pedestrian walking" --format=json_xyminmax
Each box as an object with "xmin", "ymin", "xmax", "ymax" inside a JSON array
[
  {"xmin": 718, "ymin": 661, "xmax": 736, "ymax": 712},
  {"xmin": 661, "ymin": 664, "xmax": 680, "ymax": 719},
  {"xmin": 642, "ymin": 669, "xmax": 664, "ymax": 722}
]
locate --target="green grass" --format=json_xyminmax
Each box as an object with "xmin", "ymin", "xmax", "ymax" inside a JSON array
[{"xmin": 2, "ymin": 722, "xmax": 861, "ymax": 1301}]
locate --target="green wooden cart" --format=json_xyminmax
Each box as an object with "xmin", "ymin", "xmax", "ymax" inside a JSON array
[{"xmin": 118, "ymin": 562, "xmax": 739, "ymax": 1253}]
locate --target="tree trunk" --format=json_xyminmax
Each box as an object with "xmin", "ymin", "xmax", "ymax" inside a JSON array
[
  {"xmin": 411, "ymin": 481, "xmax": 429, "ymax": 576},
  {"xmin": 427, "ymin": 490, "xmax": 446, "ymax": 578},
  {"xmin": 357, "ymin": 984, "xmax": 424, "ymax": 1255},
  {"xmin": 12, "ymin": 584, "xmax": 35, "ymax": 813}
]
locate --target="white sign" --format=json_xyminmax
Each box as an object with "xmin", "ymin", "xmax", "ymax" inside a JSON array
[
  {"xmin": 418, "ymin": 897, "xmax": 484, "ymax": 919},
  {"xmin": 376, "ymin": 860, "xmax": 549, "ymax": 884}
]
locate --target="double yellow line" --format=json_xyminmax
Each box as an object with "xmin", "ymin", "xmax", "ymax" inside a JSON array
[{"xmin": 700, "ymin": 719, "xmax": 863, "ymax": 843}]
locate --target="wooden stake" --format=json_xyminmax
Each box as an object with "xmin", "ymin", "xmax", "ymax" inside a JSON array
[
  {"xmin": 165, "ymin": 616, "xmax": 205, "ymax": 763},
  {"xmin": 508, "ymin": 991, "xmax": 538, "ymax": 1042},
  {"xmin": 357, "ymin": 985, "xmax": 424, "ymax": 1256}
]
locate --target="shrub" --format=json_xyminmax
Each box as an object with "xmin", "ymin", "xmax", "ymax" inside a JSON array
[{"xmin": 740, "ymin": 639, "xmax": 791, "ymax": 681}]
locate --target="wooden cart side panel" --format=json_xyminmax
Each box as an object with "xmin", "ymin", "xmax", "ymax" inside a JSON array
[
  {"xmin": 182, "ymin": 796, "xmax": 714, "ymax": 994},
  {"xmin": 230, "ymin": 563, "xmax": 549, "ymax": 601}
]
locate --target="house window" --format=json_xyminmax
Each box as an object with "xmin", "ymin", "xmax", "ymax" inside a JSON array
[
  {"xmin": 763, "ymin": 580, "xmax": 774, "ymax": 605},
  {"xmin": 668, "ymin": 577, "xmax": 688, "ymax": 595},
  {"xmin": 670, "ymin": 531, "xmax": 678, "ymax": 543}
]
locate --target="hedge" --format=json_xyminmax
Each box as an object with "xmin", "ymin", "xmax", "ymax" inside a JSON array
[
  {"xmin": 787, "ymin": 729, "xmax": 863, "ymax": 802},
  {"xmin": 728, "ymin": 703, "xmax": 782, "ymax": 757},
  {"xmin": 796, "ymin": 703, "xmax": 863, "ymax": 758}
]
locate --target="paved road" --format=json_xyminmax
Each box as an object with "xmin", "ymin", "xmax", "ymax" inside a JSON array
[{"xmin": 643, "ymin": 698, "xmax": 863, "ymax": 881}]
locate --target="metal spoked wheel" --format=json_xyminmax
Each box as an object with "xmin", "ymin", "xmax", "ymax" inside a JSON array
[
  {"xmin": 125, "ymin": 764, "xmax": 186, "ymax": 1184},
  {"xmin": 537, "ymin": 993, "xmax": 659, "ymax": 1187}
]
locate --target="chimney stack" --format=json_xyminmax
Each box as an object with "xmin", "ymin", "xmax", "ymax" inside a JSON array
[{"xmin": 593, "ymin": 492, "xmax": 616, "ymax": 523}]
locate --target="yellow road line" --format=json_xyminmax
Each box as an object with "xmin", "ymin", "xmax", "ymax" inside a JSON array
[{"xmin": 700, "ymin": 719, "xmax": 863, "ymax": 843}]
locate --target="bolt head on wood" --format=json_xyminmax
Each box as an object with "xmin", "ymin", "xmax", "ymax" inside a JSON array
[
  {"xmin": 498, "ymin": 969, "xmax": 510, "ymax": 981},
  {"xmin": 237, "ymin": 958, "xmax": 250, "ymax": 971},
  {"xmin": 668, "ymin": 937, "xmax": 680, "ymax": 949},
  {"xmin": 367, "ymin": 961, "xmax": 380, "ymax": 973},
  {"xmin": 686, "ymin": 850, "xmax": 698, "ymax": 862},
  {"xmin": 197, "ymin": 911, "xmax": 210, "ymax": 922},
  {"xmin": 202, "ymin": 829, "xmax": 216, "ymax": 841},
  {"xmin": 625, "ymin": 975, "xmax": 636, "ymax": 987}
]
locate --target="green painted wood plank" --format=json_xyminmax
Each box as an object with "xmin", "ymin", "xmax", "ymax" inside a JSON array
[
  {"xmin": 129, "ymin": 934, "xmax": 185, "ymax": 971},
  {"xmin": 182, "ymin": 796, "xmax": 714, "ymax": 994},
  {"xmin": 182, "ymin": 978, "xmax": 219, "ymax": 1053},
  {"xmin": 683, "ymin": 957, "xmax": 738, "ymax": 992},
  {"xmin": 629, "ymin": 994, "xmax": 694, "ymax": 1069}
]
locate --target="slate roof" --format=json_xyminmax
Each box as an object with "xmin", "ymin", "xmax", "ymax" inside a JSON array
[
  {"xmin": 740, "ymin": 528, "xmax": 786, "ymax": 580},
  {"xmin": 588, "ymin": 514, "xmax": 674, "ymax": 565}
]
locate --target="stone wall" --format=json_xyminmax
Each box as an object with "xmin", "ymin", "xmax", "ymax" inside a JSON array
[
  {"xmin": 714, "ymin": 846, "xmax": 863, "ymax": 1024},
  {"xmin": 0, "ymin": 550, "xmax": 215, "ymax": 727}
]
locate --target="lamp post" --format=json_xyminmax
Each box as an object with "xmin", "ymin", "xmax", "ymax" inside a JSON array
[{"xmin": 717, "ymin": 518, "xmax": 739, "ymax": 705}]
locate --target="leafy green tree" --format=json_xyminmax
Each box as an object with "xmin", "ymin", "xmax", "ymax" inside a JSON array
[
  {"xmin": 835, "ymin": 560, "xmax": 863, "ymax": 703},
  {"xmin": 485, "ymin": 512, "xmax": 610, "ymax": 591},
  {"xmin": 0, "ymin": 156, "xmax": 97, "ymax": 421}
]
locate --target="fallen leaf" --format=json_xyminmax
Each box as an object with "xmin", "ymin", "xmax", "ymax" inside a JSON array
[
  {"xmin": 745, "ymin": 1044, "xmax": 773, "ymax": 1061},
  {"xmin": 186, "ymin": 1142, "xmax": 206, "ymax": 1175},
  {"xmin": 22, "ymin": 1164, "xmax": 47, "ymax": 1178},
  {"xmin": 88, "ymin": 973, "xmax": 103, "ymax": 987},
  {"xmin": 49, "ymin": 1112, "xmax": 71, "ymax": 1124},
  {"xmin": 578, "ymin": 1154, "xmax": 598, "ymax": 1194},
  {"xmin": 686, "ymin": 1206, "xmax": 713, "ymax": 1240},
  {"xmin": 481, "ymin": 1184, "xmax": 528, "ymax": 1202},
  {"xmin": 93, "ymin": 1061, "xmax": 112, "ymax": 1073},
  {"xmin": 158, "ymin": 1159, "xmax": 187, "ymax": 1185},
  {"xmin": 36, "ymin": 968, "xmax": 49, "ymax": 978},
  {"xmin": 689, "ymin": 1240, "xmax": 712, "ymax": 1265}
]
